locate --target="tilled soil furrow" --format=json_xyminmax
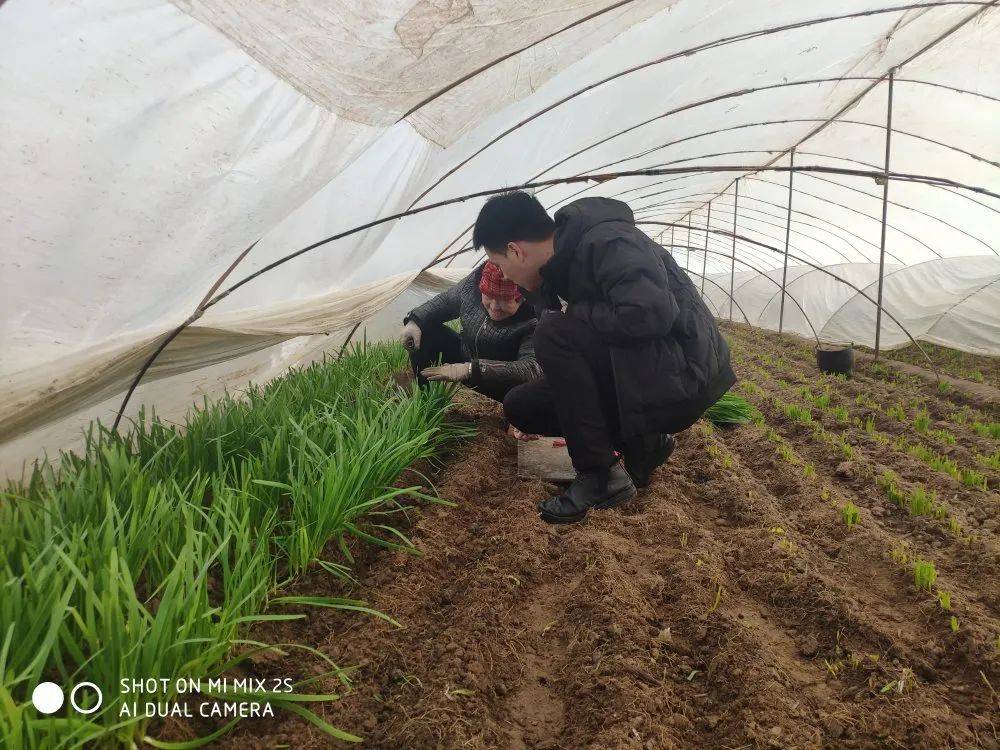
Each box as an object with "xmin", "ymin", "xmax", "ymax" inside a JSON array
[
  {"xmin": 724, "ymin": 323, "xmax": 999, "ymax": 438},
  {"xmin": 701, "ymin": 424, "xmax": 999, "ymax": 746},
  {"xmin": 656, "ymin": 427, "xmax": 994, "ymax": 747},
  {"xmin": 738, "ymin": 353, "xmax": 1000, "ymax": 493},
  {"xmin": 732, "ymin": 385, "xmax": 1000, "ymax": 622},
  {"xmin": 745, "ymin": 378, "xmax": 999, "ymax": 551}
]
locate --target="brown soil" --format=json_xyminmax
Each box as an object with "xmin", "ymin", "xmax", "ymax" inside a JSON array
[{"xmin": 175, "ymin": 329, "xmax": 997, "ymax": 750}]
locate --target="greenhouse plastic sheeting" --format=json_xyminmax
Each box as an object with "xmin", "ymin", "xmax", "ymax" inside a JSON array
[
  {"xmin": 700, "ymin": 256, "xmax": 1000, "ymax": 352},
  {"xmin": 1, "ymin": 0, "xmax": 998, "ymax": 476}
]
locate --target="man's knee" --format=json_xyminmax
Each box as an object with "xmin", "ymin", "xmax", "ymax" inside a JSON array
[{"xmin": 503, "ymin": 383, "xmax": 531, "ymax": 429}]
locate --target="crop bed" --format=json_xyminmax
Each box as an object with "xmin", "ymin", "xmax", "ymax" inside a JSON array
[
  {"xmin": 1, "ymin": 344, "xmax": 465, "ymax": 749},
  {"xmin": 199, "ymin": 324, "xmax": 998, "ymax": 750},
  {"xmin": 865, "ymin": 340, "xmax": 1000, "ymax": 386}
]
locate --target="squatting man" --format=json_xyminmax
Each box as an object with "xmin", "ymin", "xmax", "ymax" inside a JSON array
[{"xmin": 399, "ymin": 191, "xmax": 735, "ymax": 524}]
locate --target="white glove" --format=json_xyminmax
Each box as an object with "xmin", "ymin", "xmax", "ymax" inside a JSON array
[
  {"xmin": 399, "ymin": 320, "xmax": 422, "ymax": 351},
  {"xmin": 421, "ymin": 362, "xmax": 472, "ymax": 382}
]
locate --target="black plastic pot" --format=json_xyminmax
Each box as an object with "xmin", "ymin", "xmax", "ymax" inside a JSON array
[{"xmin": 816, "ymin": 342, "xmax": 855, "ymax": 376}]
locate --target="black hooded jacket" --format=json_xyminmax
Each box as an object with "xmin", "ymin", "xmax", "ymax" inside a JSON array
[
  {"xmin": 406, "ymin": 263, "xmax": 541, "ymax": 390},
  {"xmin": 536, "ymin": 197, "xmax": 736, "ymax": 438}
]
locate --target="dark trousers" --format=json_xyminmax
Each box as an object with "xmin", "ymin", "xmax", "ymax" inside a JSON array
[
  {"xmin": 504, "ymin": 312, "xmax": 703, "ymax": 471},
  {"xmin": 504, "ymin": 313, "xmax": 620, "ymax": 471},
  {"xmin": 409, "ymin": 321, "xmax": 512, "ymax": 402}
]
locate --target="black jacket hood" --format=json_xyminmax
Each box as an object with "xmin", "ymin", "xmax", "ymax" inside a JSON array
[
  {"xmin": 543, "ymin": 198, "xmax": 635, "ymax": 286},
  {"xmin": 552, "ymin": 198, "xmax": 635, "ymax": 256}
]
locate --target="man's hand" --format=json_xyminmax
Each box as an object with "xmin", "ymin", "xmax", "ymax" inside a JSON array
[
  {"xmin": 399, "ymin": 320, "xmax": 422, "ymax": 351},
  {"xmin": 506, "ymin": 424, "xmax": 540, "ymax": 442},
  {"xmin": 421, "ymin": 362, "xmax": 472, "ymax": 382}
]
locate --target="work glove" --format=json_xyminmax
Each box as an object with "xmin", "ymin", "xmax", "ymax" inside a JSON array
[
  {"xmin": 399, "ymin": 320, "xmax": 422, "ymax": 351},
  {"xmin": 421, "ymin": 362, "xmax": 472, "ymax": 383}
]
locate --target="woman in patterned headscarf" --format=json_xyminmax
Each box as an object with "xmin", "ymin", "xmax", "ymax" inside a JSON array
[{"xmin": 399, "ymin": 261, "xmax": 541, "ymax": 402}]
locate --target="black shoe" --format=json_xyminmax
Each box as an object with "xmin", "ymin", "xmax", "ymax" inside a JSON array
[
  {"xmin": 621, "ymin": 433, "xmax": 676, "ymax": 488},
  {"xmin": 538, "ymin": 461, "xmax": 637, "ymax": 524}
]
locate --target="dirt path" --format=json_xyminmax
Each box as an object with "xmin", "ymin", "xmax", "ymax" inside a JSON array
[{"xmin": 199, "ymin": 334, "xmax": 998, "ymax": 750}]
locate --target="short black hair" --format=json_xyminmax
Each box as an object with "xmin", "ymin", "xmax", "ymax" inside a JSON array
[{"xmin": 472, "ymin": 191, "xmax": 555, "ymax": 253}]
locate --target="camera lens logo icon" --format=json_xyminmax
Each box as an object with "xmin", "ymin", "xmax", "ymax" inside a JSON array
[{"xmin": 32, "ymin": 682, "xmax": 103, "ymax": 715}]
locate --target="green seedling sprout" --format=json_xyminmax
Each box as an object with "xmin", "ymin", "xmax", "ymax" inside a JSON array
[
  {"xmin": 783, "ymin": 403, "xmax": 813, "ymax": 424},
  {"xmin": 842, "ymin": 501, "xmax": 861, "ymax": 528},
  {"xmin": 950, "ymin": 616, "xmax": 959, "ymax": 632},
  {"xmin": 855, "ymin": 394, "xmax": 879, "ymax": 410},
  {"xmin": 871, "ymin": 362, "xmax": 891, "ymax": 379},
  {"xmin": 960, "ymin": 468, "xmax": 987, "ymax": 490},
  {"xmin": 913, "ymin": 559, "xmax": 937, "ymax": 591},
  {"xmin": 878, "ymin": 471, "xmax": 905, "ymax": 506},
  {"xmin": 777, "ymin": 443, "xmax": 797, "ymax": 464},
  {"xmin": 893, "ymin": 544, "xmax": 912, "ymax": 567},
  {"xmin": 907, "ymin": 486, "xmax": 935, "ymax": 517},
  {"xmin": 929, "ymin": 428, "xmax": 956, "ymax": 445},
  {"xmin": 976, "ymin": 450, "xmax": 1000, "ymax": 471},
  {"xmin": 838, "ymin": 438, "xmax": 854, "ymax": 459},
  {"xmin": 937, "ymin": 591, "xmax": 951, "ymax": 611},
  {"xmin": 708, "ymin": 584, "xmax": 723, "ymax": 614},
  {"xmin": 971, "ymin": 421, "xmax": 1000, "ymax": 439}
]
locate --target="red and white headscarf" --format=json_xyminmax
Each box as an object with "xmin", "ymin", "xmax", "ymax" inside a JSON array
[{"xmin": 478, "ymin": 261, "xmax": 522, "ymax": 301}]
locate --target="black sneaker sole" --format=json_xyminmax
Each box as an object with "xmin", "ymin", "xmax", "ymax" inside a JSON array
[{"xmin": 539, "ymin": 508, "xmax": 588, "ymax": 524}]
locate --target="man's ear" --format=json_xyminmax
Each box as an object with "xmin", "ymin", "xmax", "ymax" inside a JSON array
[{"xmin": 506, "ymin": 241, "xmax": 521, "ymax": 260}]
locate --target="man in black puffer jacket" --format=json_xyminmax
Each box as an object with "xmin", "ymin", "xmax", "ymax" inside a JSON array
[
  {"xmin": 399, "ymin": 261, "xmax": 541, "ymax": 401},
  {"xmin": 474, "ymin": 191, "xmax": 736, "ymax": 524}
]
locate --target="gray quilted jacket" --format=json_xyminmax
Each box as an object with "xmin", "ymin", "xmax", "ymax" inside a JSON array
[{"xmin": 405, "ymin": 264, "xmax": 541, "ymax": 389}]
